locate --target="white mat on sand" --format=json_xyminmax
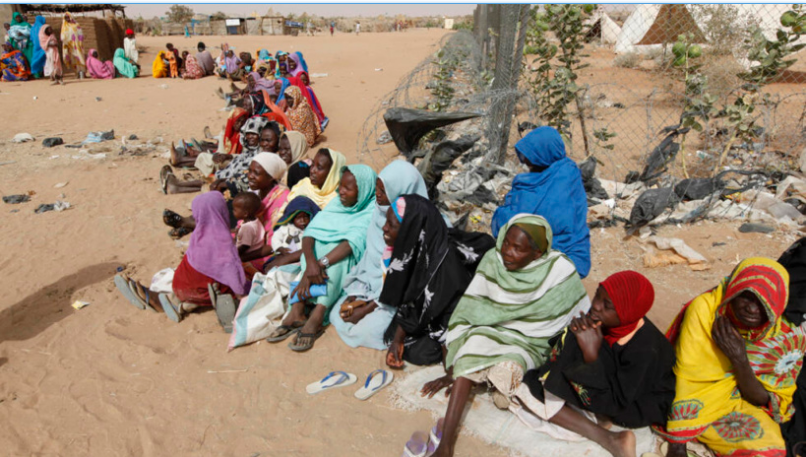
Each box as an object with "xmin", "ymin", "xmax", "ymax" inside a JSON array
[{"xmin": 389, "ymin": 365, "xmax": 657, "ymax": 457}]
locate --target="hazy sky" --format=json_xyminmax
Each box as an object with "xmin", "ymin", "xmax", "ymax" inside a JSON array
[{"xmin": 123, "ymin": 3, "xmax": 476, "ymax": 19}]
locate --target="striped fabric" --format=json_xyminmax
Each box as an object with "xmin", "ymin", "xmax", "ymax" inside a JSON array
[{"xmin": 446, "ymin": 214, "xmax": 590, "ymax": 379}]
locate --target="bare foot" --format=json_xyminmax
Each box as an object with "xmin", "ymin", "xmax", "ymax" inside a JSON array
[
  {"xmin": 607, "ymin": 430, "xmax": 636, "ymax": 457},
  {"xmin": 596, "ymin": 413, "xmax": 613, "ymax": 430}
]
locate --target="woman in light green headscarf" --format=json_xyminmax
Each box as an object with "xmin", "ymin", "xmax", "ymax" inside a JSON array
[
  {"xmin": 113, "ymin": 48, "xmax": 138, "ymax": 78},
  {"xmin": 8, "ymin": 12, "xmax": 33, "ymax": 65},
  {"xmin": 268, "ymin": 164, "xmax": 377, "ymax": 352},
  {"xmin": 424, "ymin": 213, "xmax": 590, "ymax": 457}
]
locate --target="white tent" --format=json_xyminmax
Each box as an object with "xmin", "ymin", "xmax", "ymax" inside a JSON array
[
  {"xmin": 585, "ymin": 10, "xmax": 622, "ymax": 45},
  {"xmin": 614, "ymin": 4, "xmax": 705, "ymax": 54}
]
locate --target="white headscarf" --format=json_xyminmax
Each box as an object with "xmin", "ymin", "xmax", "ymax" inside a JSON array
[{"xmin": 252, "ymin": 152, "xmax": 288, "ymax": 181}]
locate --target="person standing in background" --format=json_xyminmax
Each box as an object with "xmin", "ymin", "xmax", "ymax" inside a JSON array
[
  {"xmin": 355, "ymin": 21, "xmax": 360, "ymax": 35},
  {"xmin": 330, "ymin": 21, "xmax": 334, "ymax": 36}
]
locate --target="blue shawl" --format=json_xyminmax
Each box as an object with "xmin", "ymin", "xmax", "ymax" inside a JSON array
[
  {"xmin": 29, "ymin": 16, "xmax": 46, "ymax": 75},
  {"xmin": 491, "ymin": 126, "xmax": 591, "ymax": 278},
  {"xmin": 275, "ymin": 77, "xmax": 291, "ymax": 103},
  {"xmin": 295, "ymin": 51, "xmax": 309, "ymax": 72}
]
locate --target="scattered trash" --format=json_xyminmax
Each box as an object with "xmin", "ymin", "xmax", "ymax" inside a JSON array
[
  {"xmin": 10, "ymin": 209, "xmax": 19, "ymax": 213},
  {"xmin": 311, "ymin": 73, "xmax": 328, "ymax": 78},
  {"xmin": 116, "ymin": 266, "xmax": 125, "ymax": 273},
  {"xmin": 629, "ymin": 187, "xmax": 679, "ymax": 228},
  {"xmin": 49, "ymin": 155, "xmax": 60, "ymax": 160},
  {"xmin": 645, "ymin": 236, "xmax": 707, "ymax": 265},
  {"xmin": 384, "ymin": 108, "xmax": 481, "ymax": 156},
  {"xmin": 375, "ymin": 68, "xmax": 383, "ymax": 71},
  {"xmin": 34, "ymin": 200, "xmax": 70, "ymax": 214},
  {"xmin": 65, "ymin": 130, "xmax": 114, "ymax": 148},
  {"xmin": 712, "ymin": 242, "xmax": 727, "ymax": 247},
  {"xmin": 12, "ymin": 133, "xmax": 34, "ymax": 143},
  {"xmin": 54, "ymin": 182, "xmax": 69, "ymax": 188},
  {"xmin": 739, "ymin": 222, "xmax": 775, "ymax": 234},
  {"xmin": 71, "ymin": 151, "xmax": 107, "ymax": 160},
  {"xmin": 160, "ymin": 84, "xmax": 169, "ymax": 89},
  {"xmin": 128, "ymin": 134, "xmax": 138, "ymax": 140},
  {"xmin": 95, "ymin": 97, "xmax": 102, "ymax": 102},
  {"xmin": 71, "ymin": 300, "xmax": 89, "ymax": 310},
  {"xmin": 643, "ymin": 251, "xmax": 688, "ymax": 268},
  {"xmin": 0, "ymin": 160, "xmax": 16, "ymax": 166},
  {"xmin": 42, "ymin": 137, "xmax": 64, "ymax": 148},
  {"xmin": 32, "ymin": 95, "xmax": 37, "ymax": 100},
  {"xmin": 3, "ymin": 195, "xmax": 30, "ymax": 204},
  {"xmin": 376, "ymin": 130, "xmax": 393, "ymax": 145}
]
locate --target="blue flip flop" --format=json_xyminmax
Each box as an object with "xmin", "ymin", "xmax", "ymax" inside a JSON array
[
  {"xmin": 114, "ymin": 274, "xmax": 151, "ymax": 311},
  {"xmin": 354, "ymin": 369, "xmax": 395, "ymax": 400},
  {"xmin": 158, "ymin": 293, "xmax": 182, "ymax": 323},
  {"xmin": 305, "ymin": 371, "xmax": 357, "ymax": 395}
]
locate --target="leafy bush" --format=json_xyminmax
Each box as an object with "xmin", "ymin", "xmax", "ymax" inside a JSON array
[{"xmin": 614, "ymin": 52, "xmax": 641, "ymax": 69}]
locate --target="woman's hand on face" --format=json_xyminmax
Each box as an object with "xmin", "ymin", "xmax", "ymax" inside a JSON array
[
  {"xmin": 420, "ymin": 373, "xmax": 454, "ymax": 399},
  {"xmin": 713, "ymin": 316, "xmax": 747, "ymax": 363},
  {"xmin": 570, "ymin": 312, "xmax": 603, "ymax": 362}
]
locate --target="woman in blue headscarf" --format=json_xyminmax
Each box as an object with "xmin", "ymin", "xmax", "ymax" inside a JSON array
[
  {"xmin": 29, "ymin": 15, "xmax": 46, "ymax": 77},
  {"xmin": 330, "ymin": 160, "xmax": 429, "ymax": 350},
  {"xmin": 294, "ymin": 51, "xmax": 308, "ymax": 72},
  {"xmin": 491, "ymin": 126, "xmax": 591, "ymax": 278}
]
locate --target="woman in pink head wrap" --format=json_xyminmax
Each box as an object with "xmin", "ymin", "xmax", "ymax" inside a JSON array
[{"xmin": 85, "ymin": 48, "xmax": 115, "ymax": 79}]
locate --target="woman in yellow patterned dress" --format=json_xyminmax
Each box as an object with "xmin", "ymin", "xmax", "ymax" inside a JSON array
[{"xmin": 657, "ymin": 257, "xmax": 806, "ymax": 457}]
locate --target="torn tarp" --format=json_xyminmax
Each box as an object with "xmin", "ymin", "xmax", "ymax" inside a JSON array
[
  {"xmin": 383, "ymin": 108, "xmax": 480, "ymax": 156},
  {"xmin": 418, "ymin": 134, "xmax": 480, "ymax": 199},
  {"xmin": 578, "ymin": 156, "xmax": 609, "ymax": 203},
  {"xmin": 629, "ymin": 187, "xmax": 679, "ymax": 227}
]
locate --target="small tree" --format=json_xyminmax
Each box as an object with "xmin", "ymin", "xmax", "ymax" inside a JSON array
[
  {"xmin": 210, "ymin": 12, "xmax": 226, "ymax": 21},
  {"xmin": 166, "ymin": 5, "xmax": 194, "ymax": 24}
]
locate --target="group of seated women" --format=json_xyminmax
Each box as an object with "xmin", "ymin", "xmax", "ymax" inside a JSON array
[
  {"xmin": 2, "ymin": 13, "xmax": 141, "ymax": 83},
  {"xmin": 115, "ymin": 101, "xmax": 806, "ymax": 455}
]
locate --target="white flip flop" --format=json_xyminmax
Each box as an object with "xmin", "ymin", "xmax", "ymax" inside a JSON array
[
  {"xmin": 306, "ymin": 371, "xmax": 358, "ymax": 395},
  {"xmin": 354, "ymin": 369, "xmax": 394, "ymax": 401}
]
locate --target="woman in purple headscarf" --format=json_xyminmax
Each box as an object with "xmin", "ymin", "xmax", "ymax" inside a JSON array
[{"xmin": 114, "ymin": 192, "xmax": 249, "ymax": 324}]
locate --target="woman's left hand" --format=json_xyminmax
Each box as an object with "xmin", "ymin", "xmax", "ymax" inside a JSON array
[
  {"xmin": 305, "ymin": 259, "xmax": 328, "ymax": 286},
  {"xmin": 713, "ymin": 316, "xmax": 747, "ymax": 363},
  {"xmin": 570, "ymin": 312, "xmax": 603, "ymax": 363}
]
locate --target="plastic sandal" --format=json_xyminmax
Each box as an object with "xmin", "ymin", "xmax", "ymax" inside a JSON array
[
  {"xmin": 114, "ymin": 274, "xmax": 145, "ymax": 310},
  {"xmin": 305, "ymin": 371, "xmax": 357, "ymax": 395},
  {"xmin": 158, "ymin": 294, "xmax": 182, "ymax": 323},
  {"xmin": 354, "ymin": 369, "xmax": 395, "ymax": 400},
  {"xmin": 403, "ymin": 431, "xmax": 428, "ymax": 457},
  {"xmin": 288, "ymin": 329, "xmax": 325, "ymax": 352}
]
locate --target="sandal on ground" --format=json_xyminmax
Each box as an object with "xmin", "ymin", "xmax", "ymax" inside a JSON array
[
  {"xmin": 114, "ymin": 274, "xmax": 147, "ymax": 310},
  {"xmin": 305, "ymin": 371, "xmax": 357, "ymax": 395},
  {"xmin": 354, "ymin": 369, "xmax": 394, "ymax": 401},
  {"xmin": 427, "ymin": 418, "xmax": 444, "ymax": 454},
  {"xmin": 158, "ymin": 293, "xmax": 183, "ymax": 323},
  {"xmin": 212, "ymin": 291, "xmax": 237, "ymax": 333},
  {"xmin": 403, "ymin": 431, "xmax": 429, "ymax": 457},
  {"xmin": 266, "ymin": 321, "xmax": 305, "ymax": 342},
  {"xmin": 159, "ymin": 165, "xmax": 173, "ymax": 194},
  {"xmin": 288, "ymin": 329, "xmax": 325, "ymax": 352},
  {"xmin": 169, "ymin": 227, "xmax": 192, "ymax": 239},
  {"xmin": 162, "ymin": 209, "xmax": 184, "ymax": 228},
  {"xmin": 203, "ymin": 126, "xmax": 213, "ymax": 139}
]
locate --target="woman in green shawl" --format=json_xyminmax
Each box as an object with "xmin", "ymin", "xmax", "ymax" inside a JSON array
[
  {"xmin": 425, "ymin": 214, "xmax": 590, "ymax": 457},
  {"xmin": 268, "ymin": 164, "xmax": 377, "ymax": 352},
  {"xmin": 113, "ymin": 48, "xmax": 138, "ymax": 78},
  {"xmin": 8, "ymin": 12, "xmax": 33, "ymax": 66}
]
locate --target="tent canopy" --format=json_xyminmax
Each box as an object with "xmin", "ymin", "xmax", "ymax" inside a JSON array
[{"xmin": 615, "ymin": 4, "xmax": 704, "ymax": 54}]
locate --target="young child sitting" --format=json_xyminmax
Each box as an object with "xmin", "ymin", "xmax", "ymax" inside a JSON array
[
  {"xmin": 271, "ymin": 196, "xmax": 320, "ymax": 255},
  {"xmin": 232, "ymin": 192, "xmax": 265, "ymax": 275}
]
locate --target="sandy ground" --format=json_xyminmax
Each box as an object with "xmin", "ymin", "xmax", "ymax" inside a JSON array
[{"xmin": 0, "ymin": 29, "xmax": 802, "ymax": 457}]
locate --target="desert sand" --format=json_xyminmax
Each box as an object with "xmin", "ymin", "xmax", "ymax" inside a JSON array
[{"xmin": 0, "ymin": 28, "xmax": 799, "ymax": 457}]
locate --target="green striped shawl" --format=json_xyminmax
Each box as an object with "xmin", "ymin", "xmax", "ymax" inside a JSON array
[{"xmin": 446, "ymin": 214, "xmax": 590, "ymax": 378}]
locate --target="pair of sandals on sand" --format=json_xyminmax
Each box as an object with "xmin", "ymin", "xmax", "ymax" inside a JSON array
[
  {"xmin": 305, "ymin": 369, "xmax": 394, "ymax": 401},
  {"xmin": 114, "ymin": 274, "xmax": 237, "ymax": 333},
  {"xmin": 161, "ymin": 208, "xmax": 192, "ymax": 240},
  {"xmin": 403, "ymin": 418, "xmax": 444, "ymax": 457},
  {"xmin": 265, "ymin": 319, "xmax": 324, "ymax": 352}
]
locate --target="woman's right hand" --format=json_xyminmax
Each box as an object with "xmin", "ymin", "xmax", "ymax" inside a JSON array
[
  {"xmin": 305, "ymin": 259, "xmax": 327, "ymax": 286},
  {"xmin": 386, "ymin": 327, "xmax": 406, "ymax": 369},
  {"xmin": 421, "ymin": 373, "xmax": 454, "ymax": 399}
]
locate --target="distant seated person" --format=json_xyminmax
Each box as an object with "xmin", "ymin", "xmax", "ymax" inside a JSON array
[
  {"xmin": 152, "ymin": 50, "xmax": 168, "ymax": 78},
  {"xmin": 491, "ymin": 126, "xmax": 591, "ymax": 278},
  {"xmin": 181, "ymin": 50, "xmax": 204, "ymax": 80},
  {"xmin": 195, "ymin": 41, "xmax": 215, "ymax": 76},
  {"xmin": 166, "ymin": 42, "xmax": 182, "ymax": 68},
  {"xmin": 86, "ymin": 48, "xmax": 115, "ymax": 80},
  {"xmin": 113, "ymin": 48, "xmax": 138, "ymax": 79},
  {"xmin": 165, "ymin": 47, "xmax": 179, "ymax": 78},
  {"xmin": 1, "ymin": 42, "xmax": 30, "ymax": 81},
  {"xmin": 513, "ymin": 271, "xmax": 675, "ymax": 457},
  {"xmin": 271, "ymin": 196, "xmax": 320, "ymax": 256},
  {"xmin": 657, "ymin": 258, "xmax": 806, "ymax": 457}
]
